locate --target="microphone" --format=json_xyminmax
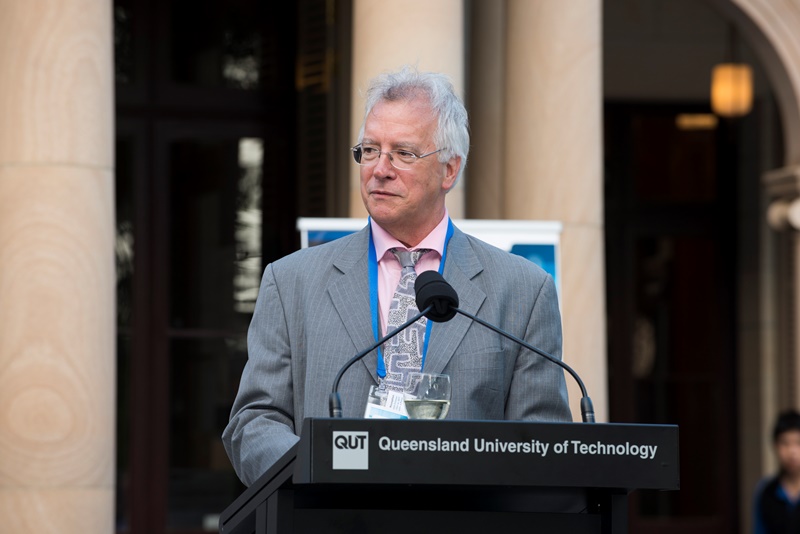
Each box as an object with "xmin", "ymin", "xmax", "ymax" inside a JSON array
[
  {"xmin": 329, "ymin": 303, "xmax": 438, "ymax": 418},
  {"xmin": 414, "ymin": 271, "xmax": 596, "ymax": 423},
  {"xmin": 414, "ymin": 269, "xmax": 458, "ymax": 322}
]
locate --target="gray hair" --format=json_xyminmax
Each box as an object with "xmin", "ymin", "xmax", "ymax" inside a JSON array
[{"xmin": 358, "ymin": 66, "xmax": 470, "ymax": 181}]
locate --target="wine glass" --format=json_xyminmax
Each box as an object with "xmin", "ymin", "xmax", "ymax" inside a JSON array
[{"xmin": 403, "ymin": 372, "xmax": 451, "ymax": 420}]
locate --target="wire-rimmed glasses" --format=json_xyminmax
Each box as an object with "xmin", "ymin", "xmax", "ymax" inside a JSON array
[{"xmin": 351, "ymin": 144, "xmax": 445, "ymax": 171}]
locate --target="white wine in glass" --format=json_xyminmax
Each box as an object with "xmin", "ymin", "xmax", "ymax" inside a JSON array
[{"xmin": 404, "ymin": 373, "xmax": 451, "ymax": 420}]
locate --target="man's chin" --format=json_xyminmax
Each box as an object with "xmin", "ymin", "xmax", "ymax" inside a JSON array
[
  {"xmin": 368, "ymin": 213, "xmax": 397, "ymax": 228},
  {"xmin": 365, "ymin": 199, "xmax": 399, "ymax": 218}
]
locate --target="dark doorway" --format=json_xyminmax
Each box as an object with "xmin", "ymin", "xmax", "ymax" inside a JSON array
[
  {"xmin": 113, "ymin": 0, "xmax": 350, "ymax": 532},
  {"xmin": 604, "ymin": 103, "xmax": 739, "ymax": 533}
]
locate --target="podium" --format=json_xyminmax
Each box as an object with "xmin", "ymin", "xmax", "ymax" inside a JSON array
[{"xmin": 219, "ymin": 418, "xmax": 679, "ymax": 534}]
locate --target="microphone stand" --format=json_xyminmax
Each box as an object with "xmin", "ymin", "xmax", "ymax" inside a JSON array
[
  {"xmin": 452, "ymin": 307, "xmax": 596, "ymax": 423},
  {"xmin": 329, "ymin": 304, "xmax": 433, "ymax": 418}
]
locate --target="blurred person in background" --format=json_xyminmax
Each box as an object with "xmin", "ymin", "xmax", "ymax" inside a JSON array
[{"xmin": 753, "ymin": 409, "xmax": 800, "ymax": 533}]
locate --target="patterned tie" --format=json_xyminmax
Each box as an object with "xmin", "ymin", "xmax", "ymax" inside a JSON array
[{"xmin": 382, "ymin": 248, "xmax": 431, "ymax": 392}]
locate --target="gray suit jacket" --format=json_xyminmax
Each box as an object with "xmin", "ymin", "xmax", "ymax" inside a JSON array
[{"xmin": 222, "ymin": 224, "xmax": 571, "ymax": 485}]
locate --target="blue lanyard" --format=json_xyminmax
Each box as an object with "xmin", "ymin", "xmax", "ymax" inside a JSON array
[{"xmin": 369, "ymin": 219, "xmax": 454, "ymax": 378}]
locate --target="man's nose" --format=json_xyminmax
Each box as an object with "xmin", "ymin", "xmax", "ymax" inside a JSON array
[{"xmin": 372, "ymin": 151, "xmax": 396, "ymax": 176}]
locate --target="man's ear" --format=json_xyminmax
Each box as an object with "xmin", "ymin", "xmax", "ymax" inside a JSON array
[{"xmin": 442, "ymin": 156, "xmax": 462, "ymax": 191}]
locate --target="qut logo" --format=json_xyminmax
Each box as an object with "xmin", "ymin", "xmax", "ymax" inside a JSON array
[
  {"xmin": 332, "ymin": 431, "xmax": 369, "ymax": 470},
  {"xmin": 334, "ymin": 433, "xmax": 367, "ymax": 450}
]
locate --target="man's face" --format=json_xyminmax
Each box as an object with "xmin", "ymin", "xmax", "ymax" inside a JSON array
[
  {"xmin": 359, "ymin": 97, "xmax": 460, "ymax": 246},
  {"xmin": 776, "ymin": 429, "xmax": 800, "ymax": 475}
]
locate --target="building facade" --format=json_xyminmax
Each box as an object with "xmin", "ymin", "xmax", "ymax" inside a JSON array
[{"xmin": 1, "ymin": 0, "xmax": 800, "ymax": 532}]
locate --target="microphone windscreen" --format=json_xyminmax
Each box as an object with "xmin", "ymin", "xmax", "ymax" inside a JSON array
[{"xmin": 415, "ymin": 271, "xmax": 458, "ymax": 322}]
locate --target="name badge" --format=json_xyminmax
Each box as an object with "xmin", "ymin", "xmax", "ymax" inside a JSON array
[{"xmin": 363, "ymin": 385, "xmax": 408, "ymax": 419}]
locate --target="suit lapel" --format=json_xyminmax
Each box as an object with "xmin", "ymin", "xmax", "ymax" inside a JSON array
[
  {"xmin": 423, "ymin": 228, "xmax": 486, "ymax": 376},
  {"xmin": 326, "ymin": 228, "xmax": 380, "ymax": 383},
  {"xmin": 328, "ymin": 226, "xmax": 487, "ymax": 382}
]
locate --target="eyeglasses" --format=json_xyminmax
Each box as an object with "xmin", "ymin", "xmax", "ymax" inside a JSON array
[{"xmin": 351, "ymin": 144, "xmax": 445, "ymax": 171}]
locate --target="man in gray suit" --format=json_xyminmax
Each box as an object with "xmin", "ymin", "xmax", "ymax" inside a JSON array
[{"xmin": 223, "ymin": 66, "xmax": 572, "ymax": 486}]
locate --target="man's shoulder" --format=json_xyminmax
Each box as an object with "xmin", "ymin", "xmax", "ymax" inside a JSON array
[
  {"xmin": 753, "ymin": 475, "xmax": 780, "ymax": 501},
  {"xmin": 273, "ymin": 226, "xmax": 369, "ymax": 270},
  {"xmin": 757, "ymin": 474, "xmax": 780, "ymax": 490}
]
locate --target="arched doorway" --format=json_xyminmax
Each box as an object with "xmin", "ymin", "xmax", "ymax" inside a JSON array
[{"xmin": 604, "ymin": 0, "xmax": 789, "ymax": 531}]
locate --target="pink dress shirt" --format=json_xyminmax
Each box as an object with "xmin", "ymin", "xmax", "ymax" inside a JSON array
[{"xmin": 369, "ymin": 212, "xmax": 449, "ymax": 336}]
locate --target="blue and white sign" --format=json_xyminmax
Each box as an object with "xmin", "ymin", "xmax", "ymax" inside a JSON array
[{"xmin": 296, "ymin": 218, "xmax": 562, "ymax": 295}]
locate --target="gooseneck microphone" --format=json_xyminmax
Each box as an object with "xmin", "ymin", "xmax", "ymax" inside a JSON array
[
  {"xmin": 329, "ymin": 304, "xmax": 435, "ymax": 418},
  {"xmin": 415, "ymin": 271, "xmax": 596, "ymax": 423}
]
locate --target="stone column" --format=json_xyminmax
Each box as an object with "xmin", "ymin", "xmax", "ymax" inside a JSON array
[
  {"xmin": 466, "ymin": 0, "xmax": 506, "ymax": 219},
  {"xmin": 502, "ymin": 0, "xmax": 607, "ymax": 421},
  {"xmin": 0, "ymin": 1, "xmax": 115, "ymax": 532},
  {"xmin": 349, "ymin": 0, "xmax": 465, "ymax": 219}
]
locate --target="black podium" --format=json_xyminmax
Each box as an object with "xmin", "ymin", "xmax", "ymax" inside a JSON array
[{"xmin": 219, "ymin": 418, "xmax": 679, "ymax": 534}]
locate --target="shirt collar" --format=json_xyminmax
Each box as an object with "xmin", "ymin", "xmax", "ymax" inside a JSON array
[{"xmin": 370, "ymin": 210, "xmax": 449, "ymax": 260}]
